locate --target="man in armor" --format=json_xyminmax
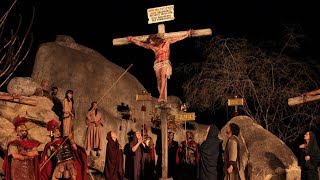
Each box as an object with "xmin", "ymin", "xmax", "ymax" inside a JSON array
[
  {"xmin": 40, "ymin": 119, "xmax": 88, "ymax": 180},
  {"xmin": 2, "ymin": 116, "xmax": 41, "ymax": 180}
]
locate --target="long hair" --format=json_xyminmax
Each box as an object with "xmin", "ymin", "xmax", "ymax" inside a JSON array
[
  {"xmin": 88, "ymin": 101, "xmax": 98, "ymax": 115},
  {"xmin": 64, "ymin": 90, "xmax": 74, "ymax": 104},
  {"xmin": 147, "ymin": 34, "xmax": 164, "ymax": 47},
  {"xmin": 229, "ymin": 123, "xmax": 240, "ymax": 137},
  {"xmin": 305, "ymin": 131, "xmax": 320, "ymax": 155}
]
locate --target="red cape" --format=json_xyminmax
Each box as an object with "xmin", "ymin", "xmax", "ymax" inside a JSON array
[
  {"xmin": 40, "ymin": 137, "xmax": 88, "ymax": 180},
  {"xmin": 2, "ymin": 139, "xmax": 40, "ymax": 180}
]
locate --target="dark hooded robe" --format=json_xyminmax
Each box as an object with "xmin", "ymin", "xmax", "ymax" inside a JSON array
[
  {"xmin": 199, "ymin": 124, "xmax": 220, "ymax": 180},
  {"xmin": 301, "ymin": 131, "xmax": 320, "ymax": 180},
  {"xmin": 104, "ymin": 131, "xmax": 124, "ymax": 180},
  {"xmin": 124, "ymin": 131, "xmax": 135, "ymax": 179}
]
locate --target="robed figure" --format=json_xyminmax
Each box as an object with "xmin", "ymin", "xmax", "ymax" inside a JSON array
[
  {"xmin": 129, "ymin": 131, "xmax": 143, "ymax": 180},
  {"xmin": 104, "ymin": 131, "xmax": 124, "ymax": 180},
  {"xmin": 299, "ymin": 131, "xmax": 320, "ymax": 180},
  {"xmin": 199, "ymin": 124, "xmax": 220, "ymax": 180}
]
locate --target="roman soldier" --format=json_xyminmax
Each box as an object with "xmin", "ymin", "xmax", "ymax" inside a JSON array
[
  {"xmin": 2, "ymin": 116, "xmax": 40, "ymax": 180},
  {"xmin": 40, "ymin": 119, "xmax": 88, "ymax": 180}
]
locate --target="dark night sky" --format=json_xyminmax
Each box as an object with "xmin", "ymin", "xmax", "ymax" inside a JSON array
[{"xmin": 4, "ymin": 0, "xmax": 320, "ymax": 109}]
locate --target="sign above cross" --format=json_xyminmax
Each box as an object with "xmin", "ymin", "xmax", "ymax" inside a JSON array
[
  {"xmin": 147, "ymin": 5, "xmax": 175, "ymax": 24},
  {"xmin": 112, "ymin": 5, "xmax": 211, "ymax": 178}
]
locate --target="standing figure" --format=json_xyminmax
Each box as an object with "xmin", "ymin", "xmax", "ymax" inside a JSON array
[
  {"xmin": 51, "ymin": 87, "xmax": 64, "ymax": 123},
  {"xmin": 130, "ymin": 131, "xmax": 143, "ymax": 180},
  {"xmin": 104, "ymin": 131, "xmax": 124, "ymax": 180},
  {"xmin": 63, "ymin": 89, "xmax": 75, "ymax": 136},
  {"xmin": 223, "ymin": 123, "xmax": 245, "ymax": 180},
  {"xmin": 127, "ymin": 30, "xmax": 192, "ymax": 104},
  {"xmin": 168, "ymin": 131, "xmax": 178, "ymax": 179},
  {"xmin": 34, "ymin": 79, "xmax": 52, "ymax": 99},
  {"xmin": 199, "ymin": 124, "xmax": 220, "ymax": 180},
  {"xmin": 299, "ymin": 131, "xmax": 320, "ymax": 180},
  {"xmin": 124, "ymin": 130, "xmax": 135, "ymax": 179},
  {"xmin": 176, "ymin": 131, "xmax": 199, "ymax": 180},
  {"xmin": 40, "ymin": 119, "xmax": 88, "ymax": 180},
  {"xmin": 2, "ymin": 116, "xmax": 40, "ymax": 180},
  {"xmin": 85, "ymin": 101, "xmax": 103, "ymax": 156},
  {"xmin": 141, "ymin": 133, "xmax": 156, "ymax": 180}
]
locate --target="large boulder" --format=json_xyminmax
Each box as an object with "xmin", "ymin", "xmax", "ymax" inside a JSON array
[
  {"xmin": 219, "ymin": 116, "xmax": 301, "ymax": 180},
  {"xmin": 7, "ymin": 77, "xmax": 40, "ymax": 96},
  {"xmin": 30, "ymin": 35, "xmax": 208, "ymax": 172},
  {"xmin": 0, "ymin": 94, "xmax": 57, "ymax": 151}
]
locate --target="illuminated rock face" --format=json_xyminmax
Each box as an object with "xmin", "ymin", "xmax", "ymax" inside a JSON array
[
  {"xmin": 220, "ymin": 116, "xmax": 301, "ymax": 180},
  {"xmin": 28, "ymin": 35, "xmax": 208, "ymax": 173}
]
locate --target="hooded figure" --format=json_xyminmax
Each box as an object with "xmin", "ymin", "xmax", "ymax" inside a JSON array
[
  {"xmin": 104, "ymin": 131, "xmax": 124, "ymax": 180},
  {"xmin": 199, "ymin": 124, "xmax": 220, "ymax": 180}
]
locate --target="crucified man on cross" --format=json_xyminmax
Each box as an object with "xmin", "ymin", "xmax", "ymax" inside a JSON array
[{"xmin": 127, "ymin": 29, "xmax": 192, "ymax": 104}]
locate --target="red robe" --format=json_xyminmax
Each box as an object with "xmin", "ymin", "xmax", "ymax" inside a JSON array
[
  {"xmin": 40, "ymin": 137, "xmax": 88, "ymax": 180},
  {"xmin": 104, "ymin": 132, "xmax": 124, "ymax": 180},
  {"xmin": 2, "ymin": 139, "xmax": 40, "ymax": 180}
]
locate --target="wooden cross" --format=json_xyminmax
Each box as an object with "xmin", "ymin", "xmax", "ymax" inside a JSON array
[
  {"xmin": 112, "ymin": 5, "xmax": 211, "ymax": 179},
  {"xmin": 288, "ymin": 89, "xmax": 320, "ymax": 106},
  {"xmin": 113, "ymin": 23, "xmax": 212, "ymax": 46}
]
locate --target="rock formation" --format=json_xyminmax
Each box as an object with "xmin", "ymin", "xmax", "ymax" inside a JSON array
[
  {"xmin": 219, "ymin": 116, "xmax": 301, "ymax": 180},
  {"xmin": 0, "ymin": 35, "xmax": 301, "ymax": 180}
]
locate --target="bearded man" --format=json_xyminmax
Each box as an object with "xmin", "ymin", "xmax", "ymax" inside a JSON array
[{"xmin": 2, "ymin": 116, "xmax": 40, "ymax": 180}]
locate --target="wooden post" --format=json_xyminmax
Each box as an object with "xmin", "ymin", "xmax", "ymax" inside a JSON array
[
  {"xmin": 158, "ymin": 106, "xmax": 169, "ymax": 179},
  {"xmin": 288, "ymin": 95, "xmax": 320, "ymax": 106}
]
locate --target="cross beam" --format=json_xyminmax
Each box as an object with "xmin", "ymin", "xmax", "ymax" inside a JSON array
[{"xmin": 113, "ymin": 24, "xmax": 212, "ymax": 46}]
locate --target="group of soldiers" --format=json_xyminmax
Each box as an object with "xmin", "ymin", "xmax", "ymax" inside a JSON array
[{"xmin": 2, "ymin": 117, "xmax": 87, "ymax": 180}]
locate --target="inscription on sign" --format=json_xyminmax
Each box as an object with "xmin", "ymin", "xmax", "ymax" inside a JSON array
[
  {"xmin": 227, "ymin": 98, "xmax": 244, "ymax": 106},
  {"xmin": 147, "ymin": 5, "xmax": 175, "ymax": 24},
  {"xmin": 136, "ymin": 93, "xmax": 152, "ymax": 101},
  {"xmin": 175, "ymin": 112, "xmax": 196, "ymax": 121}
]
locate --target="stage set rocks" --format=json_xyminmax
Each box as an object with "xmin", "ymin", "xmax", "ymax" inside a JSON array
[{"xmin": 0, "ymin": 35, "xmax": 301, "ymax": 179}]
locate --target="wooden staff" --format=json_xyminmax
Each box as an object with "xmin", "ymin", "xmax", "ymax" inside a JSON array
[
  {"xmin": 0, "ymin": 93, "xmax": 38, "ymax": 106},
  {"xmin": 88, "ymin": 64, "xmax": 133, "ymax": 113}
]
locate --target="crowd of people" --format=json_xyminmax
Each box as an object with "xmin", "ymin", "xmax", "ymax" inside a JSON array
[
  {"xmin": 3, "ymin": 80, "xmax": 320, "ymax": 180},
  {"xmin": 1, "ymin": 112, "xmax": 247, "ymax": 180}
]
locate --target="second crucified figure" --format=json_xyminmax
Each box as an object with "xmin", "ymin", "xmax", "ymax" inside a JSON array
[{"xmin": 127, "ymin": 29, "xmax": 192, "ymax": 104}]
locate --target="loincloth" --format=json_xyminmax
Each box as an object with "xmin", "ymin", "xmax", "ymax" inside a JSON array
[{"xmin": 153, "ymin": 60, "xmax": 172, "ymax": 79}]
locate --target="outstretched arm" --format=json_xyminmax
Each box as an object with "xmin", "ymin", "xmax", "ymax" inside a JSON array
[
  {"xmin": 303, "ymin": 89, "xmax": 320, "ymax": 96},
  {"xmin": 127, "ymin": 36, "xmax": 151, "ymax": 49},
  {"xmin": 168, "ymin": 29, "xmax": 192, "ymax": 44}
]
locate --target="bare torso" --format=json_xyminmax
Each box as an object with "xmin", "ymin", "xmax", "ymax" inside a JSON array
[{"xmin": 151, "ymin": 40, "xmax": 170, "ymax": 63}]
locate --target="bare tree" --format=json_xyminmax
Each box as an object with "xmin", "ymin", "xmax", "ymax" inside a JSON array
[
  {"xmin": 0, "ymin": 0, "xmax": 34, "ymax": 88},
  {"xmin": 177, "ymin": 31, "xmax": 320, "ymax": 143}
]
